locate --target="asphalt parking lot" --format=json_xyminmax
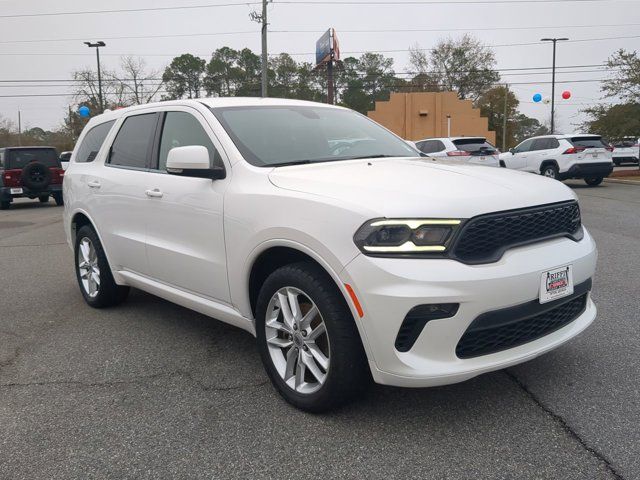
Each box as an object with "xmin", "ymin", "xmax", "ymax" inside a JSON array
[{"xmin": 1, "ymin": 181, "xmax": 639, "ymax": 479}]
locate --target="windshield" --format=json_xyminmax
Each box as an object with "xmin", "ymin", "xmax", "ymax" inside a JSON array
[
  {"xmin": 6, "ymin": 148, "xmax": 60, "ymax": 169},
  {"xmin": 570, "ymin": 137, "xmax": 607, "ymax": 149},
  {"xmin": 211, "ymin": 105, "xmax": 419, "ymax": 167},
  {"xmin": 452, "ymin": 138, "xmax": 497, "ymax": 154}
]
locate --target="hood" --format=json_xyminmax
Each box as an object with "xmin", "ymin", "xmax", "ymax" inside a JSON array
[{"xmin": 268, "ymin": 157, "xmax": 576, "ymax": 218}]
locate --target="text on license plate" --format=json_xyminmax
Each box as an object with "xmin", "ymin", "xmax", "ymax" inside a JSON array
[
  {"xmin": 10, "ymin": 188, "xmax": 23, "ymax": 195},
  {"xmin": 539, "ymin": 265, "xmax": 574, "ymax": 304}
]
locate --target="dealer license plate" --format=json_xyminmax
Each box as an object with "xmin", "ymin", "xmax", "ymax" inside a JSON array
[
  {"xmin": 10, "ymin": 188, "xmax": 23, "ymax": 195},
  {"xmin": 539, "ymin": 265, "xmax": 574, "ymax": 304}
]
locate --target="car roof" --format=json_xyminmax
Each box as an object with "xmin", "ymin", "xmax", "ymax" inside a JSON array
[
  {"xmin": 415, "ymin": 136, "xmax": 486, "ymax": 142},
  {"xmin": 82, "ymin": 97, "xmax": 345, "ymax": 129},
  {"xmin": 526, "ymin": 133, "xmax": 601, "ymax": 140}
]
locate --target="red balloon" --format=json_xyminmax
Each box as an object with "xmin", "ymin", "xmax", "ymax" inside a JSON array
[{"xmin": 562, "ymin": 91, "xmax": 571, "ymax": 99}]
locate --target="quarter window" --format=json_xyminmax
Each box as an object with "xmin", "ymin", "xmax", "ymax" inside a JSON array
[
  {"xmin": 75, "ymin": 120, "xmax": 115, "ymax": 163},
  {"xmin": 109, "ymin": 114, "xmax": 158, "ymax": 169},
  {"xmin": 157, "ymin": 112, "xmax": 222, "ymax": 171},
  {"xmin": 418, "ymin": 140, "xmax": 445, "ymax": 154}
]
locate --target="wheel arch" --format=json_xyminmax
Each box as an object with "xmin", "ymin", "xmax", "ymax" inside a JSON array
[{"xmin": 539, "ymin": 159, "xmax": 559, "ymax": 173}]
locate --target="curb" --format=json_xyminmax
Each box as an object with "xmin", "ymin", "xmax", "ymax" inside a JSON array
[{"xmin": 605, "ymin": 178, "xmax": 640, "ymax": 185}]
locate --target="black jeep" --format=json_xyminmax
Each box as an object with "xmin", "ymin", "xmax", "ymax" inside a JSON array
[{"xmin": 0, "ymin": 146, "xmax": 64, "ymax": 210}]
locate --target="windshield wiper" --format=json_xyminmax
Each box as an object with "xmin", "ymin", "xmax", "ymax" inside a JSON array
[
  {"xmin": 269, "ymin": 160, "xmax": 314, "ymax": 167},
  {"xmin": 343, "ymin": 154, "xmax": 401, "ymax": 160}
]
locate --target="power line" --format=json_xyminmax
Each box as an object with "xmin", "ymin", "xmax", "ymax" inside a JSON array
[
  {"xmin": 274, "ymin": 0, "xmax": 624, "ymax": 4},
  {"xmin": 1, "ymin": 23, "xmax": 639, "ymax": 44},
  {"xmin": 0, "ymin": 2, "xmax": 261, "ymax": 19}
]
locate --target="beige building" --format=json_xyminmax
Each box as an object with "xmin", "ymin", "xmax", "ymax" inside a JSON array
[{"xmin": 368, "ymin": 91, "xmax": 496, "ymax": 144}]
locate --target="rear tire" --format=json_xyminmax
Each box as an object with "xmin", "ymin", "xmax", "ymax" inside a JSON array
[
  {"xmin": 584, "ymin": 177, "xmax": 603, "ymax": 186},
  {"xmin": 541, "ymin": 164, "xmax": 559, "ymax": 179},
  {"xmin": 255, "ymin": 261, "xmax": 370, "ymax": 412},
  {"xmin": 613, "ymin": 160, "xmax": 621, "ymax": 166},
  {"xmin": 74, "ymin": 225, "xmax": 129, "ymax": 308},
  {"xmin": 0, "ymin": 201, "xmax": 9, "ymax": 210},
  {"xmin": 52, "ymin": 192, "xmax": 64, "ymax": 206},
  {"xmin": 39, "ymin": 195, "xmax": 49, "ymax": 203}
]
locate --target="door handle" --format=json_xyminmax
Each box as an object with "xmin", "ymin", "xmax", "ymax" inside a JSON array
[
  {"xmin": 87, "ymin": 180, "xmax": 101, "ymax": 189},
  {"xmin": 145, "ymin": 188, "xmax": 163, "ymax": 198}
]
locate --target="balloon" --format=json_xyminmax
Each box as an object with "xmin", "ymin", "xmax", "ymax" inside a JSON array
[
  {"xmin": 562, "ymin": 90, "xmax": 571, "ymax": 99},
  {"xmin": 532, "ymin": 93, "xmax": 542, "ymax": 103},
  {"xmin": 78, "ymin": 105, "xmax": 90, "ymax": 117}
]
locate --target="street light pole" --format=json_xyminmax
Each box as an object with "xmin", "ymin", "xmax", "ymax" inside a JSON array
[
  {"xmin": 84, "ymin": 41, "xmax": 106, "ymax": 113},
  {"xmin": 541, "ymin": 37, "xmax": 568, "ymax": 134}
]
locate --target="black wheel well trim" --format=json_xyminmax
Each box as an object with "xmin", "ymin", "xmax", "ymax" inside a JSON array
[{"xmin": 539, "ymin": 160, "xmax": 559, "ymax": 172}]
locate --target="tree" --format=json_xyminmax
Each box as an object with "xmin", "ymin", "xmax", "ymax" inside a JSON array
[
  {"xmin": 512, "ymin": 114, "xmax": 550, "ymax": 145},
  {"xmin": 112, "ymin": 56, "xmax": 163, "ymax": 105},
  {"xmin": 581, "ymin": 103, "xmax": 640, "ymax": 142},
  {"xmin": 409, "ymin": 35, "xmax": 500, "ymax": 101},
  {"xmin": 71, "ymin": 68, "xmax": 127, "ymax": 113},
  {"xmin": 601, "ymin": 49, "xmax": 640, "ymax": 102},
  {"xmin": 162, "ymin": 54, "xmax": 206, "ymax": 99},
  {"xmin": 338, "ymin": 53, "xmax": 398, "ymax": 113},
  {"xmin": 476, "ymin": 86, "xmax": 519, "ymax": 149}
]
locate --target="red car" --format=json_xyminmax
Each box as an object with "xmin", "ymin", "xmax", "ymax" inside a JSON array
[{"xmin": 0, "ymin": 146, "xmax": 65, "ymax": 210}]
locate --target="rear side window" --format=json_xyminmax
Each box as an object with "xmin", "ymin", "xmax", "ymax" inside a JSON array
[
  {"xmin": 417, "ymin": 140, "xmax": 445, "ymax": 154},
  {"xmin": 613, "ymin": 140, "xmax": 635, "ymax": 148},
  {"xmin": 531, "ymin": 138, "xmax": 559, "ymax": 150},
  {"xmin": 452, "ymin": 138, "xmax": 496, "ymax": 153},
  {"xmin": 570, "ymin": 137, "xmax": 607, "ymax": 149},
  {"xmin": 6, "ymin": 148, "xmax": 59, "ymax": 169},
  {"xmin": 75, "ymin": 120, "xmax": 115, "ymax": 163},
  {"xmin": 157, "ymin": 112, "xmax": 222, "ymax": 171},
  {"xmin": 108, "ymin": 114, "xmax": 158, "ymax": 169}
]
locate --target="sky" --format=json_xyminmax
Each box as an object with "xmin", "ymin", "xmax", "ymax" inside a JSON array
[{"xmin": 0, "ymin": 0, "xmax": 639, "ymax": 133}]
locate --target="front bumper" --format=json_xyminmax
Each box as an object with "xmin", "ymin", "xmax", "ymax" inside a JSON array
[
  {"xmin": 0, "ymin": 184, "xmax": 62, "ymax": 202},
  {"xmin": 340, "ymin": 229, "xmax": 597, "ymax": 388},
  {"xmin": 558, "ymin": 162, "xmax": 613, "ymax": 180}
]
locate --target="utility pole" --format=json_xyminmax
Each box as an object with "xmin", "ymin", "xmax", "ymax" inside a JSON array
[
  {"xmin": 327, "ymin": 56, "xmax": 334, "ymax": 105},
  {"xmin": 502, "ymin": 84, "xmax": 509, "ymax": 151},
  {"xmin": 250, "ymin": 0, "xmax": 269, "ymax": 97},
  {"xmin": 541, "ymin": 37, "xmax": 568, "ymax": 134},
  {"xmin": 84, "ymin": 41, "xmax": 106, "ymax": 113}
]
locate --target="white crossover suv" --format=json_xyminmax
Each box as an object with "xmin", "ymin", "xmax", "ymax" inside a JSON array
[
  {"xmin": 63, "ymin": 98, "xmax": 597, "ymax": 412},
  {"xmin": 500, "ymin": 134, "xmax": 613, "ymax": 186},
  {"xmin": 414, "ymin": 137, "xmax": 500, "ymax": 167}
]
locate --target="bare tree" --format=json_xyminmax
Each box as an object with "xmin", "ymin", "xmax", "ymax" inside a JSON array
[{"xmin": 111, "ymin": 56, "xmax": 164, "ymax": 105}]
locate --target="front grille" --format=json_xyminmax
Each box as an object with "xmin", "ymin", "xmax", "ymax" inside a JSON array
[
  {"xmin": 456, "ymin": 280, "xmax": 590, "ymax": 359},
  {"xmin": 452, "ymin": 201, "xmax": 582, "ymax": 264}
]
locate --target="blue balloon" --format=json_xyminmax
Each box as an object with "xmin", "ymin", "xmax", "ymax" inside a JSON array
[
  {"xmin": 78, "ymin": 105, "xmax": 90, "ymax": 117},
  {"xmin": 532, "ymin": 93, "xmax": 542, "ymax": 103}
]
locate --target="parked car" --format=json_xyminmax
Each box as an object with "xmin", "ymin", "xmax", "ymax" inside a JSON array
[
  {"xmin": 611, "ymin": 138, "xmax": 639, "ymax": 166},
  {"xmin": 414, "ymin": 137, "xmax": 500, "ymax": 167},
  {"xmin": 500, "ymin": 134, "xmax": 613, "ymax": 186},
  {"xmin": 63, "ymin": 98, "xmax": 597, "ymax": 412},
  {"xmin": 0, "ymin": 146, "xmax": 65, "ymax": 209},
  {"xmin": 60, "ymin": 151, "xmax": 72, "ymax": 170}
]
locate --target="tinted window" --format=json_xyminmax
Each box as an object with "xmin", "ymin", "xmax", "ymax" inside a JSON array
[
  {"xmin": 6, "ymin": 148, "xmax": 59, "ymax": 169},
  {"xmin": 158, "ymin": 112, "xmax": 222, "ymax": 171},
  {"xmin": 452, "ymin": 138, "xmax": 496, "ymax": 153},
  {"xmin": 514, "ymin": 139, "xmax": 534, "ymax": 153},
  {"xmin": 531, "ymin": 138, "xmax": 552, "ymax": 151},
  {"xmin": 76, "ymin": 121, "xmax": 115, "ymax": 163},
  {"xmin": 211, "ymin": 106, "xmax": 419, "ymax": 167},
  {"xmin": 418, "ymin": 140, "xmax": 445, "ymax": 154},
  {"xmin": 109, "ymin": 114, "xmax": 158, "ymax": 169},
  {"xmin": 570, "ymin": 136, "xmax": 607, "ymax": 149}
]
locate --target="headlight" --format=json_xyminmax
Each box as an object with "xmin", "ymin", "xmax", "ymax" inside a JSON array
[{"xmin": 354, "ymin": 219, "xmax": 462, "ymax": 255}]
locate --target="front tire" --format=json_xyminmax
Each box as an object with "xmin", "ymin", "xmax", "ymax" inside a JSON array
[
  {"xmin": 74, "ymin": 225, "xmax": 129, "ymax": 308},
  {"xmin": 584, "ymin": 177, "xmax": 603, "ymax": 186},
  {"xmin": 255, "ymin": 262, "xmax": 370, "ymax": 412},
  {"xmin": 541, "ymin": 164, "xmax": 559, "ymax": 179}
]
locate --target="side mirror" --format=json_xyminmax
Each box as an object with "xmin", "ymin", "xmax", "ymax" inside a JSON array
[
  {"xmin": 166, "ymin": 145, "xmax": 226, "ymax": 180},
  {"xmin": 509, "ymin": 148, "xmax": 515, "ymax": 154}
]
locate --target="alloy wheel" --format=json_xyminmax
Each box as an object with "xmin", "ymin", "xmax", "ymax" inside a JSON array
[
  {"xmin": 265, "ymin": 287, "xmax": 330, "ymax": 394},
  {"xmin": 77, "ymin": 237, "xmax": 100, "ymax": 298}
]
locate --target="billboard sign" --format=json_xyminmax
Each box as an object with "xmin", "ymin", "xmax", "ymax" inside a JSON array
[{"xmin": 316, "ymin": 29, "xmax": 332, "ymax": 65}]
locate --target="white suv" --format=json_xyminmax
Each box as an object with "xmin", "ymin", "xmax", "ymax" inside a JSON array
[
  {"xmin": 63, "ymin": 98, "xmax": 597, "ymax": 412},
  {"xmin": 414, "ymin": 137, "xmax": 500, "ymax": 167},
  {"xmin": 500, "ymin": 134, "xmax": 613, "ymax": 186}
]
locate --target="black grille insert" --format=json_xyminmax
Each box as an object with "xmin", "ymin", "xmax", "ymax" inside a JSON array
[
  {"xmin": 452, "ymin": 201, "xmax": 582, "ymax": 264},
  {"xmin": 456, "ymin": 279, "xmax": 591, "ymax": 359}
]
